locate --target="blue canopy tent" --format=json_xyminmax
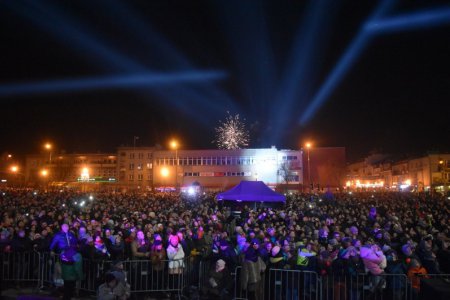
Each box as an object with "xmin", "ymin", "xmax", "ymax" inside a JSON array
[{"xmin": 216, "ymin": 181, "xmax": 286, "ymax": 206}]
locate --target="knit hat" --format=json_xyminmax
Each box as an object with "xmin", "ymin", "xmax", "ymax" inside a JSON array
[
  {"xmin": 216, "ymin": 259, "xmax": 226, "ymax": 269},
  {"xmin": 272, "ymin": 245, "xmax": 281, "ymax": 256}
]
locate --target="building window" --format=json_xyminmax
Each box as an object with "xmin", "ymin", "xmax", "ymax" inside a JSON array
[
  {"xmin": 129, "ymin": 163, "xmax": 134, "ymax": 170},
  {"xmin": 129, "ymin": 174, "xmax": 134, "ymax": 181},
  {"xmin": 137, "ymin": 174, "xmax": 143, "ymax": 181},
  {"xmin": 129, "ymin": 153, "xmax": 135, "ymax": 159},
  {"xmin": 146, "ymin": 163, "xmax": 152, "ymax": 169},
  {"xmin": 137, "ymin": 164, "xmax": 142, "ymax": 170},
  {"xmin": 138, "ymin": 153, "xmax": 143, "ymax": 159}
]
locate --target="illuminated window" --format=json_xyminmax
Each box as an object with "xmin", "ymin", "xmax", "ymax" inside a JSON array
[
  {"xmin": 137, "ymin": 174, "xmax": 143, "ymax": 181},
  {"xmin": 129, "ymin": 163, "xmax": 134, "ymax": 170},
  {"xmin": 129, "ymin": 174, "xmax": 134, "ymax": 181}
]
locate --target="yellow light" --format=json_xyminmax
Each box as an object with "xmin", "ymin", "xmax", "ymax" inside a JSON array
[
  {"xmin": 161, "ymin": 167, "xmax": 169, "ymax": 177},
  {"xmin": 306, "ymin": 142, "xmax": 312, "ymax": 149},
  {"xmin": 80, "ymin": 167, "xmax": 90, "ymax": 181},
  {"xmin": 405, "ymin": 179, "xmax": 411, "ymax": 186},
  {"xmin": 44, "ymin": 143, "xmax": 52, "ymax": 150},
  {"xmin": 346, "ymin": 181, "xmax": 351, "ymax": 187},
  {"xmin": 10, "ymin": 165, "xmax": 18, "ymax": 173},
  {"xmin": 439, "ymin": 160, "xmax": 444, "ymax": 164},
  {"xmin": 170, "ymin": 140, "xmax": 178, "ymax": 149},
  {"xmin": 41, "ymin": 169, "xmax": 48, "ymax": 177},
  {"xmin": 7, "ymin": 154, "xmax": 12, "ymax": 158}
]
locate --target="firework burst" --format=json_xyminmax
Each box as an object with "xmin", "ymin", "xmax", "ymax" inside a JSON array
[{"xmin": 213, "ymin": 112, "xmax": 250, "ymax": 149}]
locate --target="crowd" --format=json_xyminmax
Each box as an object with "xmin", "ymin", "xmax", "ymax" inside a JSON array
[{"xmin": 0, "ymin": 188, "xmax": 449, "ymax": 299}]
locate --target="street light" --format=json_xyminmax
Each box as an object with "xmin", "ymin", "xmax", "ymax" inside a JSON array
[
  {"xmin": 170, "ymin": 139, "xmax": 178, "ymax": 191},
  {"xmin": 10, "ymin": 165, "xmax": 19, "ymax": 173},
  {"xmin": 40, "ymin": 169, "xmax": 49, "ymax": 177},
  {"xmin": 44, "ymin": 142, "xmax": 52, "ymax": 163},
  {"xmin": 306, "ymin": 142, "xmax": 312, "ymax": 192},
  {"xmin": 161, "ymin": 167, "xmax": 169, "ymax": 192}
]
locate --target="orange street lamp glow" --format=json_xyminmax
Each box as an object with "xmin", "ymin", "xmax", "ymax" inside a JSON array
[
  {"xmin": 170, "ymin": 140, "xmax": 178, "ymax": 149},
  {"xmin": 44, "ymin": 143, "xmax": 52, "ymax": 150},
  {"xmin": 10, "ymin": 165, "xmax": 18, "ymax": 173},
  {"xmin": 306, "ymin": 142, "xmax": 312, "ymax": 149},
  {"xmin": 7, "ymin": 154, "xmax": 12, "ymax": 158},
  {"xmin": 161, "ymin": 167, "xmax": 169, "ymax": 177},
  {"xmin": 41, "ymin": 169, "xmax": 49, "ymax": 177}
]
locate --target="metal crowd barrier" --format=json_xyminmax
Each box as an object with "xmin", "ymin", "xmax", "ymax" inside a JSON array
[
  {"xmin": 320, "ymin": 273, "xmax": 410, "ymax": 300},
  {"xmin": 5, "ymin": 251, "xmax": 438, "ymax": 300},
  {"xmin": 233, "ymin": 267, "xmax": 320, "ymax": 300},
  {"xmin": 0, "ymin": 251, "xmax": 42, "ymax": 291},
  {"xmin": 37, "ymin": 252, "xmax": 192, "ymax": 298}
]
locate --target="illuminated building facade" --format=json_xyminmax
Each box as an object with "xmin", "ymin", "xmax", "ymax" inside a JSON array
[
  {"xmin": 152, "ymin": 147, "xmax": 302, "ymax": 191},
  {"xmin": 21, "ymin": 146, "xmax": 354, "ymax": 192},
  {"xmin": 346, "ymin": 153, "xmax": 450, "ymax": 192}
]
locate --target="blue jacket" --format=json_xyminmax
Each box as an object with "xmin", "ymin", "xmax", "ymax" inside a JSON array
[{"xmin": 49, "ymin": 231, "xmax": 78, "ymax": 252}]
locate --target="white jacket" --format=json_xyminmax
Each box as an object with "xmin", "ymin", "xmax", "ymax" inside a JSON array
[{"xmin": 167, "ymin": 244, "xmax": 185, "ymax": 273}]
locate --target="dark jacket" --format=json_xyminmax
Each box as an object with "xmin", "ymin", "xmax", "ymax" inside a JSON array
[{"xmin": 49, "ymin": 231, "xmax": 78, "ymax": 252}]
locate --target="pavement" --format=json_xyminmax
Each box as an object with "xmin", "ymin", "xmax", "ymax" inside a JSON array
[{"xmin": 0, "ymin": 286, "xmax": 96, "ymax": 300}]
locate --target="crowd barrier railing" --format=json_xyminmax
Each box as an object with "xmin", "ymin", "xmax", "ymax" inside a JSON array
[
  {"xmin": 38, "ymin": 252, "xmax": 193, "ymax": 298},
  {"xmin": 321, "ymin": 273, "xmax": 411, "ymax": 300},
  {"xmin": 233, "ymin": 267, "xmax": 320, "ymax": 300},
  {"xmin": 6, "ymin": 251, "xmax": 438, "ymax": 300},
  {"xmin": 0, "ymin": 251, "xmax": 42, "ymax": 291}
]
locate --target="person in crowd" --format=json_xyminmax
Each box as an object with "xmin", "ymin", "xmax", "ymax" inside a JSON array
[
  {"xmin": 417, "ymin": 234, "xmax": 440, "ymax": 274},
  {"xmin": 360, "ymin": 243, "xmax": 386, "ymax": 294},
  {"xmin": 60, "ymin": 247, "xmax": 83, "ymax": 300},
  {"xmin": 108, "ymin": 260, "xmax": 130, "ymax": 299},
  {"xmin": 50, "ymin": 224, "xmax": 77, "ymax": 254},
  {"xmin": 241, "ymin": 241, "xmax": 266, "ymax": 300},
  {"xmin": 97, "ymin": 272, "xmax": 129, "ymax": 300},
  {"xmin": 202, "ymin": 259, "xmax": 232, "ymax": 300},
  {"xmin": 167, "ymin": 234, "xmax": 185, "ymax": 294},
  {"xmin": 407, "ymin": 259, "xmax": 428, "ymax": 300}
]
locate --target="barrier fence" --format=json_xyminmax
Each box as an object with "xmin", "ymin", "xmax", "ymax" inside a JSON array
[{"xmin": 1, "ymin": 251, "xmax": 449, "ymax": 300}]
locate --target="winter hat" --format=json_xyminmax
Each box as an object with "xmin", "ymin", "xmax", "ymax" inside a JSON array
[
  {"xmin": 216, "ymin": 259, "xmax": 226, "ymax": 269},
  {"xmin": 272, "ymin": 245, "xmax": 281, "ymax": 256}
]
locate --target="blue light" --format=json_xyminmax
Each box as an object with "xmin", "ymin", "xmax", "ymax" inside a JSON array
[
  {"xmin": 272, "ymin": 0, "xmax": 337, "ymax": 143},
  {"xmin": 366, "ymin": 7, "xmax": 450, "ymax": 34},
  {"xmin": 299, "ymin": 0, "xmax": 395, "ymax": 125},
  {"xmin": 0, "ymin": 71, "xmax": 227, "ymax": 97}
]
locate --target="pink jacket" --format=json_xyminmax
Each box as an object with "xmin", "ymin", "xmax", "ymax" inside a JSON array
[{"xmin": 360, "ymin": 246, "xmax": 385, "ymax": 275}]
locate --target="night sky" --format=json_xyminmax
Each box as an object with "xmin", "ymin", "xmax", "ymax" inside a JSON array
[{"xmin": 1, "ymin": 0, "xmax": 449, "ymax": 162}]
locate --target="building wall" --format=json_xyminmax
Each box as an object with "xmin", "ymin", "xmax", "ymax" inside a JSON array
[
  {"xmin": 303, "ymin": 147, "xmax": 346, "ymax": 190},
  {"xmin": 116, "ymin": 147, "xmax": 156, "ymax": 191},
  {"xmin": 346, "ymin": 153, "xmax": 450, "ymax": 191},
  {"xmin": 25, "ymin": 153, "xmax": 117, "ymax": 188},
  {"xmin": 152, "ymin": 147, "xmax": 302, "ymax": 190}
]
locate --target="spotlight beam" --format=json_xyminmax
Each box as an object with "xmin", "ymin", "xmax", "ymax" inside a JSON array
[
  {"xmin": 214, "ymin": 0, "xmax": 275, "ymax": 119},
  {"xmin": 0, "ymin": 71, "xmax": 227, "ymax": 97},
  {"xmin": 100, "ymin": 0, "xmax": 239, "ymax": 112},
  {"xmin": 4, "ymin": 1, "xmax": 236, "ymax": 119},
  {"xmin": 299, "ymin": 0, "xmax": 395, "ymax": 125},
  {"xmin": 272, "ymin": 0, "xmax": 337, "ymax": 143},
  {"xmin": 365, "ymin": 7, "xmax": 450, "ymax": 34}
]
